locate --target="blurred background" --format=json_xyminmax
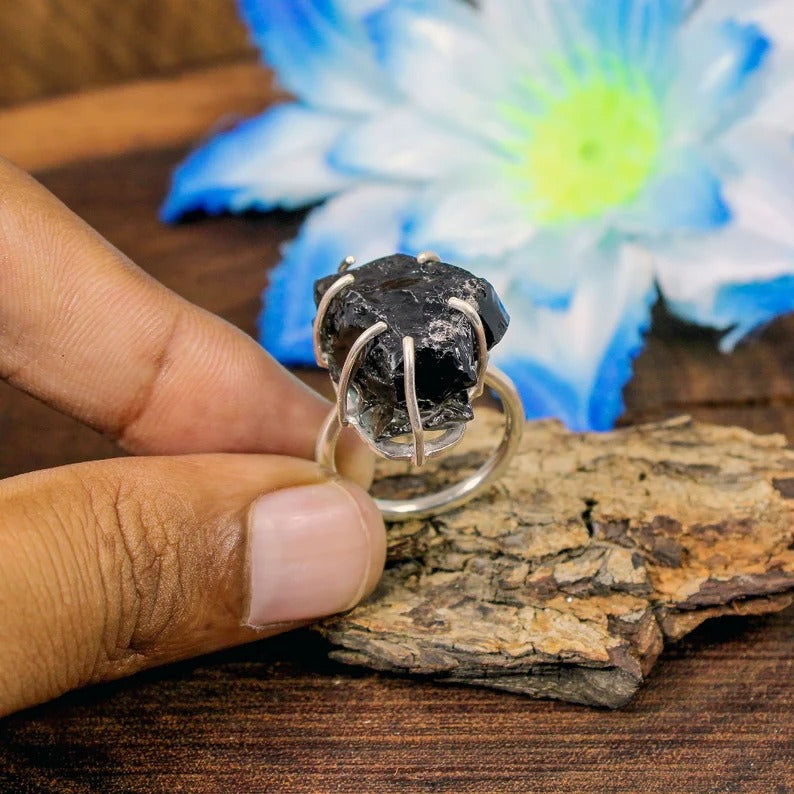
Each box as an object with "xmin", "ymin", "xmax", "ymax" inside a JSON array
[
  {"xmin": 2, "ymin": 0, "xmax": 794, "ymax": 433},
  {"xmin": 0, "ymin": 0, "xmax": 252, "ymax": 105},
  {"xmin": 1, "ymin": 0, "xmax": 793, "ymax": 459}
]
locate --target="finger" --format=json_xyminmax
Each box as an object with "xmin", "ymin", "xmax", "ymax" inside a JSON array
[
  {"xmin": 0, "ymin": 454, "xmax": 386, "ymax": 716},
  {"xmin": 0, "ymin": 157, "xmax": 371, "ymax": 485}
]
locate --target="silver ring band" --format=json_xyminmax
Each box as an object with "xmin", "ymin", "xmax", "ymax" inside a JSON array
[{"xmin": 315, "ymin": 364, "xmax": 524, "ymax": 521}]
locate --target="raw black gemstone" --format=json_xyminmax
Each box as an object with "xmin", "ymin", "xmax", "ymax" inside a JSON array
[{"xmin": 314, "ymin": 253, "xmax": 509, "ymax": 441}]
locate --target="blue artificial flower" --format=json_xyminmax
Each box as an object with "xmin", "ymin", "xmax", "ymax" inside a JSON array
[{"xmin": 162, "ymin": 0, "xmax": 794, "ymax": 430}]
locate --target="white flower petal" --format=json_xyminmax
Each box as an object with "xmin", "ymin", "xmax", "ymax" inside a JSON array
[
  {"xmin": 479, "ymin": 0, "xmax": 594, "ymax": 80},
  {"xmin": 684, "ymin": 0, "xmax": 762, "ymax": 26},
  {"xmin": 492, "ymin": 224, "xmax": 608, "ymax": 309},
  {"xmin": 750, "ymin": 75, "xmax": 794, "ymax": 129},
  {"xmin": 401, "ymin": 182, "xmax": 535, "ymax": 259},
  {"xmin": 367, "ymin": 0, "xmax": 523, "ymax": 142},
  {"xmin": 721, "ymin": 87, "xmax": 794, "ymax": 153},
  {"xmin": 653, "ymin": 130, "xmax": 794, "ymax": 301},
  {"xmin": 718, "ymin": 125, "xmax": 794, "ymax": 247},
  {"xmin": 161, "ymin": 104, "xmax": 356, "ymax": 220},
  {"xmin": 261, "ymin": 183, "xmax": 415, "ymax": 363},
  {"xmin": 330, "ymin": 106, "xmax": 503, "ymax": 181},
  {"xmin": 699, "ymin": 1, "xmax": 794, "ymax": 133},
  {"xmin": 725, "ymin": 175, "xmax": 794, "ymax": 250}
]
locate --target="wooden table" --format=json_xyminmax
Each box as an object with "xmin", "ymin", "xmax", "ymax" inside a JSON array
[{"xmin": 1, "ymin": 64, "xmax": 792, "ymax": 793}]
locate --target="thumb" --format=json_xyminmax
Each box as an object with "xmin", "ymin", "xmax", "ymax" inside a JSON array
[{"xmin": 0, "ymin": 454, "xmax": 385, "ymax": 716}]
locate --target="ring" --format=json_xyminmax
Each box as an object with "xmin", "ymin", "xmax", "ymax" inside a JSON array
[{"xmin": 312, "ymin": 251, "xmax": 524, "ymax": 522}]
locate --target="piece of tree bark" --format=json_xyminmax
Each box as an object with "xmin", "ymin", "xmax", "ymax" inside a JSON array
[{"xmin": 319, "ymin": 413, "xmax": 794, "ymax": 708}]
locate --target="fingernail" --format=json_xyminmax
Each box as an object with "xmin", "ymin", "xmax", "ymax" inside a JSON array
[{"xmin": 246, "ymin": 481, "xmax": 385, "ymax": 627}]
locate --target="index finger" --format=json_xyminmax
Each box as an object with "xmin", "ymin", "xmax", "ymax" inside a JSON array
[{"xmin": 0, "ymin": 158, "xmax": 371, "ymax": 483}]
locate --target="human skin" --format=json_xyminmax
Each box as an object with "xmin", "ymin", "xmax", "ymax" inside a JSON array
[{"xmin": 0, "ymin": 158, "xmax": 386, "ymax": 717}]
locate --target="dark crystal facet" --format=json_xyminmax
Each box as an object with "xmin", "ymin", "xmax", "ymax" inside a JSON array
[{"xmin": 314, "ymin": 253, "xmax": 509, "ymax": 441}]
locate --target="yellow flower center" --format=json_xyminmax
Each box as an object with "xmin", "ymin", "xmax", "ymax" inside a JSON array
[{"xmin": 504, "ymin": 69, "xmax": 662, "ymax": 223}]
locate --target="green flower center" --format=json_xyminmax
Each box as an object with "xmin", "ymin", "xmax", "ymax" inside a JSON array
[{"xmin": 504, "ymin": 69, "xmax": 662, "ymax": 223}]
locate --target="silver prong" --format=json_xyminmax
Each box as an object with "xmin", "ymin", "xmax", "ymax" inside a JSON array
[
  {"xmin": 416, "ymin": 250, "xmax": 441, "ymax": 265},
  {"xmin": 312, "ymin": 273, "xmax": 355, "ymax": 368},
  {"xmin": 336, "ymin": 321, "xmax": 388, "ymax": 427},
  {"xmin": 402, "ymin": 335, "xmax": 425, "ymax": 467},
  {"xmin": 338, "ymin": 255, "xmax": 356, "ymax": 273},
  {"xmin": 448, "ymin": 297, "xmax": 488, "ymax": 398}
]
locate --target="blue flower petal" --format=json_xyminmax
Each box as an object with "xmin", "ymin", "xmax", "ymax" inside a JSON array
[
  {"xmin": 239, "ymin": 0, "xmax": 397, "ymax": 113},
  {"xmin": 490, "ymin": 244, "xmax": 656, "ymax": 431},
  {"xmin": 500, "ymin": 287, "xmax": 652, "ymax": 431},
  {"xmin": 668, "ymin": 9, "xmax": 774, "ymax": 137},
  {"xmin": 654, "ymin": 220, "xmax": 794, "ymax": 352},
  {"xmin": 665, "ymin": 274, "xmax": 794, "ymax": 353},
  {"xmin": 260, "ymin": 184, "xmax": 415, "ymax": 364},
  {"xmin": 585, "ymin": 0, "xmax": 688, "ymax": 79},
  {"xmin": 161, "ymin": 104, "xmax": 355, "ymax": 222},
  {"xmin": 587, "ymin": 284, "xmax": 656, "ymax": 428},
  {"xmin": 161, "ymin": 0, "xmax": 794, "ymax": 435},
  {"xmin": 497, "ymin": 358, "xmax": 586, "ymax": 430},
  {"xmin": 712, "ymin": 276, "xmax": 794, "ymax": 350},
  {"xmin": 721, "ymin": 20, "xmax": 772, "ymax": 92},
  {"xmin": 620, "ymin": 152, "xmax": 731, "ymax": 234}
]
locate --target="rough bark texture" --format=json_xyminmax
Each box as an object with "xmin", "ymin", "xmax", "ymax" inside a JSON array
[{"xmin": 320, "ymin": 412, "xmax": 794, "ymax": 708}]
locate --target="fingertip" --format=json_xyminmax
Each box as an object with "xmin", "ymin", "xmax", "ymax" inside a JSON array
[{"xmin": 336, "ymin": 426, "xmax": 376, "ymax": 489}]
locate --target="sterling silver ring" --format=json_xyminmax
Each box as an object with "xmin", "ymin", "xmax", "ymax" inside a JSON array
[{"xmin": 313, "ymin": 251, "xmax": 524, "ymax": 522}]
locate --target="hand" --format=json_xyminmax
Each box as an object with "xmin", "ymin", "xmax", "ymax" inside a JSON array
[{"xmin": 0, "ymin": 159, "xmax": 386, "ymax": 717}]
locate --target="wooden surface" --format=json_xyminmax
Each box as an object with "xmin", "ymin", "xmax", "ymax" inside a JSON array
[
  {"xmin": 0, "ymin": 0, "xmax": 251, "ymax": 105},
  {"xmin": 0, "ymin": 60, "xmax": 278, "ymax": 173},
  {"xmin": 0, "ymin": 62, "xmax": 792, "ymax": 793}
]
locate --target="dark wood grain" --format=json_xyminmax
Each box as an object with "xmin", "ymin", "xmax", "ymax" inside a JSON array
[
  {"xmin": 0, "ymin": 614, "xmax": 792, "ymax": 793},
  {"xmin": 0, "ymin": 143, "xmax": 792, "ymax": 792}
]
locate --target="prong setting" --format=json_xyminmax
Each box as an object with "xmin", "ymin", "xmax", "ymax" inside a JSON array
[
  {"xmin": 338, "ymin": 255, "xmax": 356, "ymax": 273},
  {"xmin": 313, "ymin": 253, "xmax": 513, "ymax": 477},
  {"xmin": 447, "ymin": 297, "xmax": 489, "ymax": 398},
  {"xmin": 402, "ymin": 335, "xmax": 426, "ymax": 466},
  {"xmin": 336, "ymin": 321, "xmax": 388, "ymax": 427},
  {"xmin": 313, "ymin": 272, "xmax": 355, "ymax": 367},
  {"xmin": 416, "ymin": 250, "xmax": 441, "ymax": 264},
  {"xmin": 324, "ymin": 317, "xmax": 467, "ymax": 465}
]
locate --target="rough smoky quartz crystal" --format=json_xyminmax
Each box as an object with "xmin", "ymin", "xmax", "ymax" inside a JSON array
[{"xmin": 314, "ymin": 253, "xmax": 509, "ymax": 441}]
